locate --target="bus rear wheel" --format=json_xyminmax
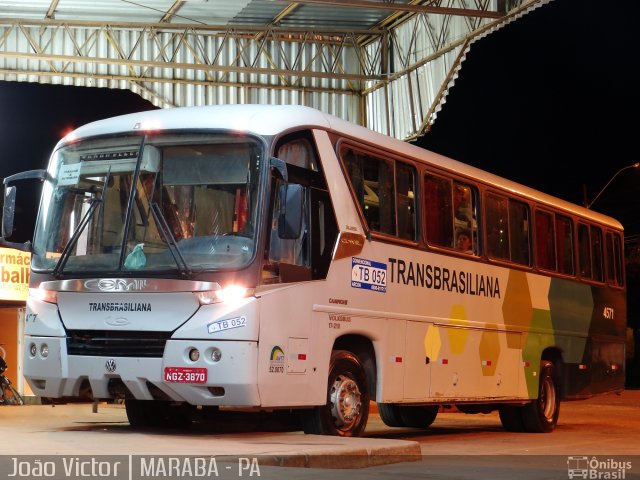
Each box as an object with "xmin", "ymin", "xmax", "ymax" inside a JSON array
[
  {"xmin": 498, "ymin": 405, "xmax": 526, "ymax": 432},
  {"xmin": 302, "ymin": 350, "xmax": 370, "ymax": 437},
  {"xmin": 379, "ymin": 403, "xmax": 439, "ymax": 429},
  {"xmin": 378, "ymin": 403, "xmax": 404, "ymax": 427},
  {"xmin": 521, "ymin": 360, "xmax": 560, "ymax": 433}
]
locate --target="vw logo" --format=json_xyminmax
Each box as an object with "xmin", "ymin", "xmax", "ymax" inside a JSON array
[{"xmin": 105, "ymin": 359, "xmax": 117, "ymax": 373}]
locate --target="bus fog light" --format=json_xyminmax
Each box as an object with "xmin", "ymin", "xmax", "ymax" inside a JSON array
[
  {"xmin": 40, "ymin": 344, "xmax": 49, "ymax": 358},
  {"xmin": 29, "ymin": 343, "xmax": 37, "ymax": 357},
  {"xmin": 211, "ymin": 348, "xmax": 222, "ymax": 363},
  {"xmin": 189, "ymin": 348, "xmax": 200, "ymax": 362}
]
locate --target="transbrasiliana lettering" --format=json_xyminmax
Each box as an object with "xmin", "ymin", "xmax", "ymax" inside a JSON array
[
  {"xmin": 88, "ymin": 302, "xmax": 151, "ymax": 312},
  {"xmin": 387, "ymin": 257, "xmax": 500, "ymax": 299}
]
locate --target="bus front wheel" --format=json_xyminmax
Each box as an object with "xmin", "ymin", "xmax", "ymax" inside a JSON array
[
  {"xmin": 125, "ymin": 399, "xmax": 192, "ymax": 428},
  {"xmin": 302, "ymin": 350, "xmax": 370, "ymax": 437},
  {"xmin": 521, "ymin": 360, "xmax": 560, "ymax": 433}
]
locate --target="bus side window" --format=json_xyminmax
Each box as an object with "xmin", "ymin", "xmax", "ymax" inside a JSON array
[
  {"xmin": 424, "ymin": 174, "xmax": 453, "ymax": 248},
  {"xmin": 485, "ymin": 193, "xmax": 510, "ymax": 260},
  {"xmin": 341, "ymin": 147, "xmax": 395, "ymax": 236},
  {"xmin": 556, "ymin": 215, "xmax": 574, "ymax": 275},
  {"xmin": 535, "ymin": 210, "xmax": 556, "ymax": 271},
  {"xmin": 612, "ymin": 232, "xmax": 624, "ymax": 286},
  {"xmin": 276, "ymin": 138, "xmax": 318, "ymax": 171},
  {"xmin": 578, "ymin": 223, "xmax": 592, "ymax": 278},
  {"xmin": 396, "ymin": 162, "xmax": 416, "ymax": 241},
  {"xmin": 591, "ymin": 225, "xmax": 604, "ymax": 282},
  {"xmin": 509, "ymin": 199, "xmax": 530, "ymax": 265}
]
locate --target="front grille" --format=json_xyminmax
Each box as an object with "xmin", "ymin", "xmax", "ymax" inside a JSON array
[{"xmin": 66, "ymin": 330, "xmax": 171, "ymax": 357}]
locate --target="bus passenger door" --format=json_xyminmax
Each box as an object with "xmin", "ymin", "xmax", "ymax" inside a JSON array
[{"xmin": 403, "ymin": 321, "xmax": 431, "ymax": 399}]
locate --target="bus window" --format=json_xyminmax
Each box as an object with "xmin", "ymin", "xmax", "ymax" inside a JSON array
[
  {"xmin": 485, "ymin": 193, "xmax": 509, "ymax": 260},
  {"xmin": 424, "ymin": 174, "xmax": 477, "ymax": 254},
  {"xmin": 605, "ymin": 232, "xmax": 615, "ymax": 284},
  {"xmin": 276, "ymin": 138, "xmax": 319, "ymax": 171},
  {"xmin": 341, "ymin": 148, "xmax": 395, "ymax": 235},
  {"xmin": 341, "ymin": 145, "xmax": 416, "ymax": 240},
  {"xmin": 424, "ymin": 174, "xmax": 453, "ymax": 248},
  {"xmin": 509, "ymin": 199, "xmax": 530, "ymax": 265},
  {"xmin": 578, "ymin": 223, "xmax": 592, "ymax": 278},
  {"xmin": 613, "ymin": 232, "xmax": 624, "ymax": 286},
  {"xmin": 396, "ymin": 162, "xmax": 417, "ymax": 240},
  {"xmin": 591, "ymin": 226, "xmax": 604, "ymax": 282},
  {"xmin": 556, "ymin": 215, "xmax": 574, "ymax": 274},
  {"xmin": 535, "ymin": 210, "xmax": 556, "ymax": 271},
  {"xmin": 486, "ymin": 193, "xmax": 530, "ymax": 265}
]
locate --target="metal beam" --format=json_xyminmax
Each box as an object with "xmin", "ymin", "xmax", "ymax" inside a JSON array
[
  {"xmin": 45, "ymin": 0, "xmax": 60, "ymax": 20},
  {"xmin": 272, "ymin": 0, "xmax": 504, "ymax": 19}
]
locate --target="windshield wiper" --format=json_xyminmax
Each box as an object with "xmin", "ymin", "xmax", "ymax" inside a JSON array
[
  {"xmin": 52, "ymin": 191, "xmax": 104, "ymax": 278},
  {"xmin": 149, "ymin": 202, "xmax": 192, "ymax": 276}
]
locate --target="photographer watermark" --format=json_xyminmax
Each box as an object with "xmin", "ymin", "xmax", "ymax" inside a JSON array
[
  {"xmin": 567, "ymin": 456, "xmax": 632, "ymax": 479},
  {"xmin": 1, "ymin": 455, "xmax": 262, "ymax": 479}
]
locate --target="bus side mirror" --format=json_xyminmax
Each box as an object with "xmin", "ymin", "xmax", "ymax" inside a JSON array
[
  {"xmin": 278, "ymin": 183, "xmax": 303, "ymax": 239},
  {"xmin": 2, "ymin": 186, "xmax": 16, "ymax": 239},
  {"xmin": 0, "ymin": 169, "xmax": 47, "ymax": 250}
]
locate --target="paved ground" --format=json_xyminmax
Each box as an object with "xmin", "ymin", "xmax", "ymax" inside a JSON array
[
  {"xmin": 1, "ymin": 391, "xmax": 640, "ymax": 479},
  {"xmin": 0, "ymin": 401, "xmax": 420, "ymax": 468}
]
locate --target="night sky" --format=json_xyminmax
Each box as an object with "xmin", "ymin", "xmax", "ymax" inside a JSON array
[
  {"xmin": 0, "ymin": 0, "xmax": 639, "ymax": 235},
  {"xmin": 417, "ymin": 0, "xmax": 640, "ymax": 237}
]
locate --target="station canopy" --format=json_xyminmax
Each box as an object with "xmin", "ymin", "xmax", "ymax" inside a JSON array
[{"xmin": 0, "ymin": 0, "xmax": 549, "ymax": 140}]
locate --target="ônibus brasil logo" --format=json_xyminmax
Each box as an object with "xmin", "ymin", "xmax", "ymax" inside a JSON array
[{"xmin": 567, "ymin": 456, "xmax": 632, "ymax": 479}]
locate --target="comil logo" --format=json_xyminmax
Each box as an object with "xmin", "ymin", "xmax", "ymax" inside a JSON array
[
  {"xmin": 567, "ymin": 456, "xmax": 632, "ymax": 479},
  {"xmin": 84, "ymin": 278, "xmax": 149, "ymax": 292}
]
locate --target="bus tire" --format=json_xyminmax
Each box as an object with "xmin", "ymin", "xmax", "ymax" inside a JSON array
[
  {"xmin": 398, "ymin": 405, "xmax": 439, "ymax": 429},
  {"xmin": 302, "ymin": 350, "xmax": 370, "ymax": 437},
  {"xmin": 125, "ymin": 399, "xmax": 192, "ymax": 428},
  {"xmin": 377, "ymin": 403, "xmax": 404, "ymax": 427},
  {"xmin": 125, "ymin": 399, "xmax": 161, "ymax": 427},
  {"xmin": 498, "ymin": 405, "xmax": 525, "ymax": 432},
  {"xmin": 522, "ymin": 360, "xmax": 560, "ymax": 433}
]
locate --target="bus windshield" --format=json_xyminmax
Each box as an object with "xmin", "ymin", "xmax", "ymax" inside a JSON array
[{"xmin": 31, "ymin": 132, "xmax": 263, "ymax": 274}]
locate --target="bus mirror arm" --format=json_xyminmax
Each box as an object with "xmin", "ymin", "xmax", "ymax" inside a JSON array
[
  {"xmin": 269, "ymin": 157, "xmax": 288, "ymax": 182},
  {"xmin": 3, "ymin": 169, "xmax": 48, "ymax": 185}
]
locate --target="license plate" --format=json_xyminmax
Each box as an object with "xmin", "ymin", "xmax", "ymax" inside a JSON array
[{"xmin": 164, "ymin": 367, "xmax": 208, "ymax": 384}]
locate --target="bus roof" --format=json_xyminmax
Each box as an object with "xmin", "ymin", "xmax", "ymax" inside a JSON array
[{"xmin": 64, "ymin": 104, "xmax": 622, "ymax": 230}]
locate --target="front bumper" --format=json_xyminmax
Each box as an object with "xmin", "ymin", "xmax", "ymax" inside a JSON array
[{"xmin": 23, "ymin": 336, "xmax": 260, "ymax": 406}]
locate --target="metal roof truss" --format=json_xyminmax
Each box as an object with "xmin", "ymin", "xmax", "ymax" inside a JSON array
[{"xmin": 0, "ymin": 0, "xmax": 548, "ymax": 140}]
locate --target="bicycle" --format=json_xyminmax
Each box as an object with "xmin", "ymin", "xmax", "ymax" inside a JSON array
[{"xmin": 0, "ymin": 355, "xmax": 25, "ymax": 405}]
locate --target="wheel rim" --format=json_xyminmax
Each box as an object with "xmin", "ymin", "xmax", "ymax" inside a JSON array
[
  {"xmin": 539, "ymin": 374, "xmax": 557, "ymax": 422},
  {"xmin": 329, "ymin": 373, "xmax": 362, "ymax": 431}
]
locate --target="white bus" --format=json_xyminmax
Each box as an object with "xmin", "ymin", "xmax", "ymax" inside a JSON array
[{"xmin": 2, "ymin": 104, "xmax": 626, "ymax": 436}]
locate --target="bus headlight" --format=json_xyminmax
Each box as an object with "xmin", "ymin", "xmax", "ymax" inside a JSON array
[
  {"xmin": 29, "ymin": 343, "xmax": 37, "ymax": 357},
  {"xmin": 40, "ymin": 344, "xmax": 49, "ymax": 358},
  {"xmin": 194, "ymin": 285, "xmax": 254, "ymax": 305},
  {"xmin": 29, "ymin": 287, "xmax": 58, "ymax": 305}
]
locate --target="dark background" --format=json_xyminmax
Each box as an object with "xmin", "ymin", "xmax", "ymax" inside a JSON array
[
  {"xmin": 417, "ymin": 0, "xmax": 640, "ymax": 236},
  {"xmin": 0, "ymin": 0, "xmax": 639, "ymax": 382}
]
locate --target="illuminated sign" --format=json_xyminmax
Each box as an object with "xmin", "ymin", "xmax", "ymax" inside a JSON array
[{"xmin": 0, "ymin": 248, "xmax": 30, "ymax": 301}]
